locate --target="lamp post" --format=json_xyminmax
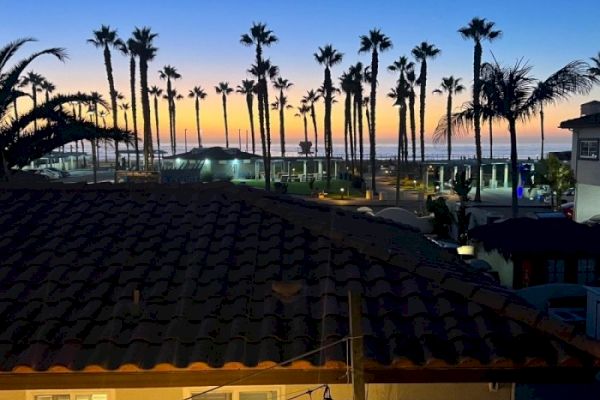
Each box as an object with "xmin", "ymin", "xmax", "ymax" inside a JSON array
[{"xmin": 340, "ymin": 187, "xmax": 345, "ymax": 200}]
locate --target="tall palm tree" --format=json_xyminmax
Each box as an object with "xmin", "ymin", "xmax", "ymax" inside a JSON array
[
  {"xmin": 130, "ymin": 27, "xmax": 158, "ymax": 169},
  {"xmin": 454, "ymin": 60, "xmax": 593, "ymax": 217},
  {"xmin": 387, "ymin": 85, "xmax": 408, "ymax": 205},
  {"xmin": 433, "ymin": 76, "xmax": 465, "ymax": 161},
  {"xmin": 406, "ymin": 67, "xmax": 418, "ymax": 162},
  {"xmin": 88, "ymin": 91, "xmax": 104, "ymax": 182},
  {"xmin": 295, "ymin": 104, "xmax": 310, "ymax": 157},
  {"xmin": 149, "ymin": 86, "xmax": 163, "ymax": 165},
  {"xmin": 88, "ymin": 25, "xmax": 125, "ymax": 169},
  {"xmin": 119, "ymin": 102, "xmax": 130, "ymax": 167},
  {"xmin": 348, "ymin": 63, "xmax": 365, "ymax": 177},
  {"xmin": 272, "ymin": 77, "xmax": 293, "ymax": 157},
  {"xmin": 340, "ymin": 71, "xmax": 354, "ymax": 168},
  {"xmin": 359, "ymin": 29, "xmax": 393, "ymax": 193},
  {"xmin": 412, "ymin": 41, "xmax": 441, "ymax": 163},
  {"xmin": 301, "ymin": 89, "xmax": 321, "ymax": 157},
  {"xmin": 315, "ymin": 44, "xmax": 343, "ymax": 192},
  {"xmin": 159, "ymin": 65, "xmax": 181, "ymax": 154},
  {"xmin": 237, "ymin": 79, "xmax": 256, "ymax": 153},
  {"xmin": 188, "ymin": 86, "xmax": 207, "ymax": 148},
  {"xmin": 41, "ymin": 79, "xmax": 55, "ymax": 103},
  {"xmin": 215, "ymin": 82, "xmax": 234, "ymax": 148},
  {"xmin": 590, "ymin": 52, "xmax": 600, "ymax": 78},
  {"xmin": 172, "ymin": 91, "xmax": 183, "ymax": 153},
  {"xmin": 120, "ymin": 39, "xmax": 140, "ymax": 170},
  {"xmin": 241, "ymin": 22, "xmax": 278, "ymax": 191},
  {"xmin": 19, "ymin": 71, "xmax": 44, "ymax": 131},
  {"xmin": 388, "ymin": 56, "xmax": 413, "ymax": 162},
  {"xmin": 459, "ymin": 17, "xmax": 501, "ymax": 201}
]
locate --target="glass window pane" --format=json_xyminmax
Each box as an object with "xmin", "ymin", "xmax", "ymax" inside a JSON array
[
  {"xmin": 192, "ymin": 393, "xmax": 232, "ymax": 400},
  {"xmin": 240, "ymin": 392, "xmax": 277, "ymax": 400},
  {"xmin": 75, "ymin": 396, "xmax": 90, "ymax": 400}
]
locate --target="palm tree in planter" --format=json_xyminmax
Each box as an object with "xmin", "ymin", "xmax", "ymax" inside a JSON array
[
  {"xmin": 188, "ymin": 86, "xmax": 207, "ymax": 149},
  {"xmin": 468, "ymin": 60, "xmax": 592, "ymax": 218},
  {"xmin": 314, "ymin": 44, "xmax": 343, "ymax": 192},
  {"xmin": 159, "ymin": 65, "xmax": 181, "ymax": 154},
  {"xmin": 19, "ymin": 71, "xmax": 45, "ymax": 131},
  {"xmin": 359, "ymin": 29, "xmax": 393, "ymax": 193},
  {"xmin": 236, "ymin": 79, "xmax": 256, "ymax": 153},
  {"xmin": 295, "ymin": 104, "xmax": 310, "ymax": 158},
  {"xmin": 88, "ymin": 25, "xmax": 125, "ymax": 169},
  {"xmin": 148, "ymin": 85, "xmax": 163, "ymax": 165},
  {"xmin": 433, "ymin": 76, "xmax": 465, "ymax": 161},
  {"xmin": 412, "ymin": 41, "xmax": 441, "ymax": 163},
  {"xmin": 130, "ymin": 27, "xmax": 158, "ymax": 169},
  {"xmin": 272, "ymin": 77, "xmax": 293, "ymax": 157},
  {"xmin": 214, "ymin": 82, "xmax": 233, "ymax": 148},
  {"xmin": 459, "ymin": 17, "xmax": 502, "ymax": 201},
  {"xmin": 301, "ymin": 89, "xmax": 321, "ymax": 157}
]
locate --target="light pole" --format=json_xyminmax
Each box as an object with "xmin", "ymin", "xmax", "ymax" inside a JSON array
[
  {"xmin": 184, "ymin": 128, "xmax": 188, "ymax": 153},
  {"xmin": 340, "ymin": 187, "xmax": 345, "ymax": 200}
]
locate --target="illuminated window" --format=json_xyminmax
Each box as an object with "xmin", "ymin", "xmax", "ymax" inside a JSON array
[
  {"xmin": 578, "ymin": 259, "xmax": 596, "ymax": 284},
  {"xmin": 191, "ymin": 394, "xmax": 232, "ymax": 400},
  {"xmin": 186, "ymin": 386, "xmax": 282, "ymax": 400},
  {"xmin": 547, "ymin": 259, "xmax": 565, "ymax": 283},
  {"xmin": 34, "ymin": 395, "xmax": 107, "ymax": 400},
  {"xmin": 579, "ymin": 139, "xmax": 599, "ymax": 160}
]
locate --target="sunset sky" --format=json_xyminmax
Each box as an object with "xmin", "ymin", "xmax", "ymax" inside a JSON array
[{"xmin": 4, "ymin": 0, "xmax": 600, "ymax": 153}]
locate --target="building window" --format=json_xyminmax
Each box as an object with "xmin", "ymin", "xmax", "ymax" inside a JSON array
[
  {"xmin": 186, "ymin": 387, "xmax": 282, "ymax": 400},
  {"xmin": 579, "ymin": 139, "xmax": 599, "ymax": 160},
  {"xmin": 578, "ymin": 259, "xmax": 596, "ymax": 284},
  {"xmin": 547, "ymin": 259, "xmax": 565, "ymax": 283},
  {"xmin": 34, "ymin": 395, "xmax": 108, "ymax": 400}
]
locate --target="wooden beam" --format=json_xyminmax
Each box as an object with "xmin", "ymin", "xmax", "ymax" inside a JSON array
[{"xmin": 349, "ymin": 291, "xmax": 365, "ymax": 400}]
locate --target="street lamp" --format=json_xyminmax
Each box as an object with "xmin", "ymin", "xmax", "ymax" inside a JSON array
[
  {"xmin": 413, "ymin": 179, "xmax": 417, "ymax": 189},
  {"xmin": 340, "ymin": 187, "xmax": 345, "ymax": 199}
]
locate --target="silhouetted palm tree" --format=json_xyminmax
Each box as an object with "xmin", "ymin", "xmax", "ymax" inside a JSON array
[
  {"xmin": 340, "ymin": 71, "xmax": 354, "ymax": 167},
  {"xmin": 159, "ymin": 65, "xmax": 181, "ymax": 154},
  {"xmin": 241, "ymin": 22, "xmax": 278, "ymax": 191},
  {"xmin": 459, "ymin": 17, "xmax": 501, "ymax": 201},
  {"xmin": 19, "ymin": 71, "xmax": 44, "ymax": 131},
  {"xmin": 406, "ymin": 67, "xmax": 418, "ymax": 162},
  {"xmin": 273, "ymin": 77, "xmax": 293, "ymax": 157},
  {"xmin": 301, "ymin": 89, "xmax": 320, "ymax": 157},
  {"xmin": 88, "ymin": 25, "xmax": 125, "ymax": 169},
  {"xmin": 119, "ymin": 101, "xmax": 130, "ymax": 167},
  {"xmin": 590, "ymin": 53, "xmax": 600, "ymax": 78},
  {"xmin": 412, "ymin": 41, "xmax": 441, "ymax": 163},
  {"xmin": 315, "ymin": 44, "xmax": 343, "ymax": 191},
  {"xmin": 348, "ymin": 63, "xmax": 365, "ymax": 177},
  {"xmin": 188, "ymin": 86, "xmax": 207, "ymax": 148},
  {"xmin": 119, "ymin": 39, "xmax": 140, "ymax": 169},
  {"xmin": 359, "ymin": 29, "xmax": 392, "ymax": 193},
  {"xmin": 172, "ymin": 91, "xmax": 183, "ymax": 153},
  {"xmin": 295, "ymin": 104, "xmax": 310, "ymax": 157},
  {"xmin": 41, "ymin": 79, "xmax": 55, "ymax": 103},
  {"xmin": 433, "ymin": 76, "xmax": 465, "ymax": 161},
  {"xmin": 130, "ymin": 27, "xmax": 158, "ymax": 169},
  {"xmin": 388, "ymin": 56, "xmax": 413, "ymax": 162},
  {"xmin": 148, "ymin": 86, "xmax": 163, "ymax": 165},
  {"xmin": 237, "ymin": 79, "xmax": 256, "ymax": 153},
  {"xmin": 387, "ymin": 84, "xmax": 408, "ymax": 205},
  {"xmin": 215, "ymin": 82, "xmax": 234, "ymax": 148}
]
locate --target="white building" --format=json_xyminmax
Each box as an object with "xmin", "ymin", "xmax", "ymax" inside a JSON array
[{"xmin": 560, "ymin": 101, "xmax": 600, "ymax": 222}]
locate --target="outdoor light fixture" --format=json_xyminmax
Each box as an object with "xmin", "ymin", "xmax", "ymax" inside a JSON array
[
  {"xmin": 204, "ymin": 158, "xmax": 210, "ymax": 164},
  {"xmin": 233, "ymin": 158, "xmax": 239, "ymax": 164},
  {"xmin": 413, "ymin": 179, "xmax": 417, "ymax": 188},
  {"xmin": 340, "ymin": 187, "xmax": 345, "ymax": 199},
  {"xmin": 435, "ymin": 185, "xmax": 440, "ymax": 191}
]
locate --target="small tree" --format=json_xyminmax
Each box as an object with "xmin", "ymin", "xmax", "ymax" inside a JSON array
[
  {"xmin": 452, "ymin": 170, "xmax": 473, "ymax": 245},
  {"xmin": 535, "ymin": 154, "xmax": 575, "ymax": 209}
]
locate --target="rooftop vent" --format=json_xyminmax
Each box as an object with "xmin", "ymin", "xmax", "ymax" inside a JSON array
[{"xmin": 581, "ymin": 101, "xmax": 600, "ymax": 116}]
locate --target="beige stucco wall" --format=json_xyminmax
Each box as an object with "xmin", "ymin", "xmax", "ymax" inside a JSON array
[
  {"xmin": 5, "ymin": 383, "xmax": 512, "ymax": 400},
  {"xmin": 475, "ymin": 246, "xmax": 515, "ymax": 288},
  {"xmin": 574, "ymin": 182, "xmax": 600, "ymax": 222}
]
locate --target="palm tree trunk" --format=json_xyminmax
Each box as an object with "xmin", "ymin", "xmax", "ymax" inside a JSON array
[
  {"xmin": 540, "ymin": 103, "xmax": 545, "ymax": 160},
  {"xmin": 222, "ymin": 93, "xmax": 229, "ymax": 148},
  {"xmin": 352, "ymin": 95, "xmax": 357, "ymax": 173},
  {"xmin": 418, "ymin": 62, "xmax": 427, "ymax": 162},
  {"xmin": 123, "ymin": 111, "xmax": 129, "ymax": 168},
  {"xmin": 263, "ymin": 80, "xmax": 273, "ymax": 158},
  {"xmin": 279, "ymin": 88, "xmax": 286, "ymax": 158},
  {"xmin": 257, "ymin": 80, "xmax": 270, "ymax": 191},
  {"xmin": 473, "ymin": 42, "xmax": 483, "ymax": 202},
  {"xmin": 13, "ymin": 98, "xmax": 18, "ymax": 121},
  {"xmin": 357, "ymin": 95, "xmax": 364, "ymax": 179},
  {"xmin": 401, "ymin": 102, "xmax": 408, "ymax": 163},
  {"xmin": 310, "ymin": 103, "xmax": 318, "ymax": 157},
  {"xmin": 154, "ymin": 96, "xmax": 161, "ymax": 167},
  {"xmin": 246, "ymin": 94, "xmax": 255, "ymax": 153},
  {"xmin": 324, "ymin": 67, "xmax": 333, "ymax": 192},
  {"xmin": 447, "ymin": 93, "xmax": 452, "ymax": 161},
  {"xmin": 489, "ymin": 117, "xmax": 493, "ymax": 159},
  {"xmin": 130, "ymin": 55, "xmax": 140, "ymax": 170},
  {"xmin": 92, "ymin": 105, "xmax": 99, "ymax": 183},
  {"xmin": 509, "ymin": 117, "xmax": 519, "ymax": 218},
  {"xmin": 303, "ymin": 113, "xmax": 309, "ymax": 156},
  {"xmin": 32, "ymin": 87, "xmax": 38, "ymax": 132},
  {"xmin": 344, "ymin": 91, "xmax": 351, "ymax": 167},
  {"xmin": 409, "ymin": 93, "xmax": 416, "ymax": 162},
  {"xmin": 103, "ymin": 44, "xmax": 119, "ymax": 170},
  {"xmin": 369, "ymin": 49, "xmax": 379, "ymax": 193},
  {"xmin": 139, "ymin": 58, "xmax": 153, "ymax": 169},
  {"xmin": 194, "ymin": 96, "xmax": 201, "ymax": 148}
]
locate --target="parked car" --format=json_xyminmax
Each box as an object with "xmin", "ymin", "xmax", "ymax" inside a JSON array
[
  {"xmin": 584, "ymin": 214, "xmax": 600, "ymax": 226},
  {"xmin": 46, "ymin": 167, "xmax": 69, "ymax": 178},
  {"xmin": 36, "ymin": 168, "xmax": 62, "ymax": 180}
]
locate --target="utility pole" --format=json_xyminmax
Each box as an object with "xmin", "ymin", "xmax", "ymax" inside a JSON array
[
  {"xmin": 184, "ymin": 128, "xmax": 188, "ymax": 153},
  {"xmin": 348, "ymin": 291, "xmax": 365, "ymax": 400}
]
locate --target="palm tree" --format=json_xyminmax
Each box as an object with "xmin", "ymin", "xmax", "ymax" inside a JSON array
[
  {"xmin": 315, "ymin": 44, "xmax": 343, "ymax": 192},
  {"xmin": 0, "ymin": 41, "xmax": 131, "ymax": 181},
  {"xmin": 120, "ymin": 39, "xmax": 140, "ymax": 170},
  {"xmin": 295, "ymin": 104, "xmax": 310, "ymax": 157},
  {"xmin": 119, "ymin": 102, "xmax": 130, "ymax": 167},
  {"xmin": 241, "ymin": 22, "xmax": 278, "ymax": 191},
  {"xmin": 272, "ymin": 77, "xmax": 293, "ymax": 157},
  {"xmin": 348, "ymin": 63, "xmax": 365, "ymax": 177},
  {"xmin": 412, "ymin": 41, "xmax": 441, "ymax": 163},
  {"xmin": 19, "ymin": 71, "xmax": 44, "ymax": 131},
  {"xmin": 130, "ymin": 27, "xmax": 158, "ymax": 169},
  {"xmin": 433, "ymin": 76, "xmax": 465, "ymax": 161},
  {"xmin": 88, "ymin": 25, "xmax": 125, "ymax": 169},
  {"xmin": 459, "ymin": 17, "xmax": 502, "ymax": 201},
  {"xmin": 237, "ymin": 79, "xmax": 256, "ymax": 153},
  {"xmin": 340, "ymin": 71, "xmax": 354, "ymax": 168},
  {"xmin": 387, "ymin": 86, "xmax": 408, "ymax": 205},
  {"xmin": 590, "ymin": 52, "xmax": 600, "ymax": 78},
  {"xmin": 215, "ymin": 82, "xmax": 234, "ymax": 148},
  {"xmin": 41, "ymin": 79, "xmax": 55, "ymax": 103},
  {"xmin": 388, "ymin": 56, "xmax": 413, "ymax": 162},
  {"xmin": 148, "ymin": 86, "xmax": 163, "ymax": 165},
  {"xmin": 188, "ymin": 86, "xmax": 207, "ymax": 148},
  {"xmin": 454, "ymin": 60, "xmax": 593, "ymax": 218},
  {"xmin": 159, "ymin": 65, "xmax": 181, "ymax": 154},
  {"xmin": 173, "ymin": 91, "xmax": 183, "ymax": 153},
  {"xmin": 301, "ymin": 89, "xmax": 321, "ymax": 157},
  {"xmin": 359, "ymin": 29, "xmax": 393, "ymax": 193},
  {"xmin": 406, "ymin": 67, "xmax": 418, "ymax": 162}
]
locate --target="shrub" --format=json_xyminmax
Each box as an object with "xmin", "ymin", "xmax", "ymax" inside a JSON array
[
  {"xmin": 200, "ymin": 172, "xmax": 214, "ymax": 182},
  {"xmin": 274, "ymin": 182, "xmax": 288, "ymax": 194}
]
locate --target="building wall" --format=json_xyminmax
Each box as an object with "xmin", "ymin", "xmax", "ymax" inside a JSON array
[
  {"xmin": 475, "ymin": 246, "xmax": 515, "ymax": 288},
  {"xmin": 571, "ymin": 128, "xmax": 600, "ymax": 222},
  {"xmin": 574, "ymin": 183, "xmax": 600, "ymax": 222},
  {"xmin": 8, "ymin": 383, "xmax": 512, "ymax": 400}
]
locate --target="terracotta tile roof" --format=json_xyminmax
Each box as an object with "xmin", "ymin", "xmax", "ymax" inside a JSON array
[{"xmin": 0, "ymin": 182, "xmax": 598, "ymax": 381}]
